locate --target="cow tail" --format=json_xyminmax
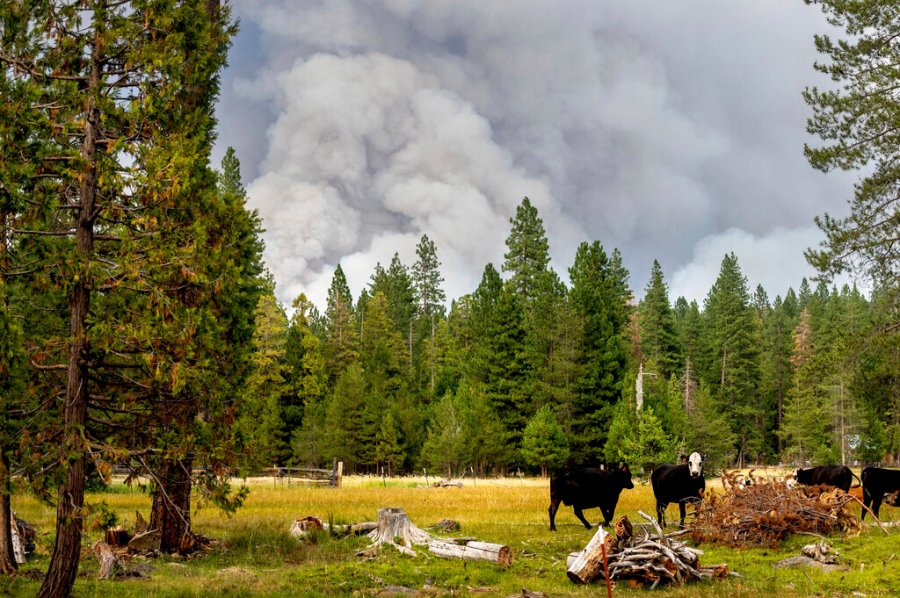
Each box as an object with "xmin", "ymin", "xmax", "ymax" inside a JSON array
[{"xmin": 851, "ymin": 470, "xmax": 862, "ymax": 488}]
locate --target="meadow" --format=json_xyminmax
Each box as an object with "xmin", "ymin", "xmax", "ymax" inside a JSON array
[{"xmin": 2, "ymin": 472, "xmax": 899, "ymax": 597}]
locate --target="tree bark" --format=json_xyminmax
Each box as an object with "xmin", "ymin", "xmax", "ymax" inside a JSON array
[
  {"xmin": 0, "ymin": 446, "xmax": 17, "ymax": 574},
  {"xmin": 149, "ymin": 457, "xmax": 195, "ymax": 554},
  {"xmin": 38, "ymin": 17, "xmax": 100, "ymax": 596}
]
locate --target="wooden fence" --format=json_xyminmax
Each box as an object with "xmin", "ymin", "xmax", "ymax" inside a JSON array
[{"xmin": 261, "ymin": 459, "xmax": 343, "ymax": 488}]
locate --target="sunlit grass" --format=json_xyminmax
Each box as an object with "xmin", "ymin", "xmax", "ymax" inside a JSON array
[{"xmin": 2, "ymin": 473, "xmax": 899, "ymax": 596}]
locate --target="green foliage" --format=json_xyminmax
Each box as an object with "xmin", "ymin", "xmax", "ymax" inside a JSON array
[
  {"xmin": 803, "ymin": 0, "xmax": 900, "ymax": 283},
  {"xmin": 520, "ymin": 405, "xmax": 569, "ymax": 476},
  {"xmin": 503, "ymin": 197, "xmax": 551, "ymax": 302}
]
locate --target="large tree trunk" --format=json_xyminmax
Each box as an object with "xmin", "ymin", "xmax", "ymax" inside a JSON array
[
  {"xmin": 38, "ymin": 21, "xmax": 100, "ymax": 597},
  {"xmin": 149, "ymin": 457, "xmax": 196, "ymax": 554},
  {"xmin": 0, "ymin": 446, "xmax": 17, "ymax": 574}
]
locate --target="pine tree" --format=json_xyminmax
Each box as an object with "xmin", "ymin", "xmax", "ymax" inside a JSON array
[
  {"xmin": 0, "ymin": 3, "xmax": 237, "ymax": 592},
  {"xmin": 412, "ymin": 234, "xmax": 446, "ymax": 394},
  {"xmin": 700, "ymin": 253, "xmax": 763, "ymax": 467},
  {"xmin": 521, "ymin": 406, "xmax": 570, "ymax": 477},
  {"xmin": 803, "ymin": 0, "xmax": 900, "ymax": 284},
  {"xmin": 325, "ymin": 265, "xmax": 358, "ymax": 382},
  {"xmin": 289, "ymin": 294, "xmax": 329, "ymax": 467},
  {"xmin": 568, "ymin": 241, "xmax": 632, "ymax": 462},
  {"xmin": 237, "ymin": 292, "xmax": 290, "ymax": 470},
  {"xmin": 503, "ymin": 197, "xmax": 551, "ymax": 302},
  {"xmin": 638, "ymin": 261, "xmax": 680, "ymax": 378}
]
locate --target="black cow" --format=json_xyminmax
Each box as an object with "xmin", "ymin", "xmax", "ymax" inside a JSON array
[
  {"xmin": 794, "ymin": 465, "xmax": 856, "ymax": 492},
  {"xmin": 861, "ymin": 467, "xmax": 900, "ymax": 519},
  {"xmin": 548, "ymin": 463, "xmax": 634, "ymax": 531},
  {"xmin": 651, "ymin": 452, "xmax": 705, "ymax": 527}
]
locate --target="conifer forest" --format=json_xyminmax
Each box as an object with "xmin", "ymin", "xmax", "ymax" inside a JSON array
[{"xmin": 0, "ymin": 1, "xmax": 898, "ymax": 597}]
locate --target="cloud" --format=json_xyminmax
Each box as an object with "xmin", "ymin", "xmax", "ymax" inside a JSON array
[
  {"xmin": 220, "ymin": 0, "xmax": 859, "ymax": 309},
  {"xmin": 669, "ymin": 226, "xmax": 857, "ymax": 305}
]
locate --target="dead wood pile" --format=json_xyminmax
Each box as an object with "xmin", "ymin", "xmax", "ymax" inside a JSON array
[
  {"xmin": 567, "ymin": 512, "xmax": 731, "ymax": 589},
  {"xmin": 688, "ymin": 470, "xmax": 863, "ymax": 547}
]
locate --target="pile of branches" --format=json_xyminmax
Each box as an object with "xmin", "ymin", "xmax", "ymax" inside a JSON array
[
  {"xmin": 567, "ymin": 512, "xmax": 731, "ymax": 589},
  {"xmin": 689, "ymin": 470, "xmax": 863, "ymax": 547}
]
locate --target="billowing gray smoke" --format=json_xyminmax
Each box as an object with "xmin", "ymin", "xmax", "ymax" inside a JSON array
[{"xmin": 217, "ymin": 0, "xmax": 856, "ymax": 308}]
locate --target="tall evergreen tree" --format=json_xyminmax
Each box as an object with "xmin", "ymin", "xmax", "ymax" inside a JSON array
[
  {"xmin": 803, "ymin": 0, "xmax": 900, "ymax": 284},
  {"xmin": 324, "ymin": 265, "xmax": 358, "ymax": 382},
  {"xmin": 0, "ymin": 3, "xmax": 237, "ymax": 592},
  {"xmin": 637, "ymin": 260, "xmax": 680, "ymax": 378},
  {"xmin": 237, "ymin": 291, "xmax": 290, "ymax": 470},
  {"xmin": 503, "ymin": 197, "xmax": 551, "ymax": 303},
  {"xmin": 412, "ymin": 234, "xmax": 446, "ymax": 394},
  {"xmin": 700, "ymin": 254, "xmax": 762, "ymax": 466},
  {"xmin": 568, "ymin": 241, "xmax": 632, "ymax": 462}
]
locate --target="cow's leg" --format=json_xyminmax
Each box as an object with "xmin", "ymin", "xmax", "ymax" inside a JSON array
[
  {"xmin": 656, "ymin": 501, "xmax": 667, "ymax": 527},
  {"xmin": 678, "ymin": 501, "xmax": 687, "ymax": 528},
  {"xmin": 573, "ymin": 506, "xmax": 593, "ymax": 529},
  {"xmin": 600, "ymin": 505, "xmax": 613, "ymax": 527},
  {"xmin": 871, "ymin": 494, "xmax": 883, "ymax": 519},
  {"xmin": 548, "ymin": 499, "xmax": 561, "ymax": 531},
  {"xmin": 862, "ymin": 487, "xmax": 873, "ymax": 520}
]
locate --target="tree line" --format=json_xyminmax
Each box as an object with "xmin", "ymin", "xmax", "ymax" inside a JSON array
[{"xmin": 243, "ymin": 197, "xmax": 898, "ymax": 480}]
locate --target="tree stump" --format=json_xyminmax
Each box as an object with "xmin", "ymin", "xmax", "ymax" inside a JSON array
[
  {"xmin": 105, "ymin": 526, "xmax": 131, "ymax": 548},
  {"xmin": 367, "ymin": 508, "xmax": 431, "ymax": 556},
  {"xmin": 92, "ymin": 541, "xmax": 119, "ymax": 580}
]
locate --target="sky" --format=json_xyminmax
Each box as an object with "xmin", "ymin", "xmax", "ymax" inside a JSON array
[{"xmin": 213, "ymin": 0, "xmax": 860, "ymax": 311}]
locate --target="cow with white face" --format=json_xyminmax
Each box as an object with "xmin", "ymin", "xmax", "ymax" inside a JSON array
[{"xmin": 650, "ymin": 452, "xmax": 706, "ymax": 527}]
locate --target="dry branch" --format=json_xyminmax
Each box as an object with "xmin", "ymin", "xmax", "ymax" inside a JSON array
[
  {"xmin": 567, "ymin": 513, "xmax": 732, "ymax": 588},
  {"xmin": 689, "ymin": 470, "xmax": 869, "ymax": 547}
]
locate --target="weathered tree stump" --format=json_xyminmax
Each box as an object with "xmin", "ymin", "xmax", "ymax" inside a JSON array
[
  {"xmin": 428, "ymin": 540, "xmax": 513, "ymax": 566},
  {"xmin": 105, "ymin": 526, "xmax": 131, "ymax": 548},
  {"xmin": 92, "ymin": 541, "xmax": 119, "ymax": 580},
  {"xmin": 367, "ymin": 508, "xmax": 431, "ymax": 556}
]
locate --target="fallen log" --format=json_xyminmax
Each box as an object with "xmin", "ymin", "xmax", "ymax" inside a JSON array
[
  {"xmin": 428, "ymin": 539, "xmax": 512, "ymax": 566},
  {"xmin": 128, "ymin": 529, "xmax": 161, "ymax": 552},
  {"xmin": 92, "ymin": 540, "xmax": 119, "ymax": 580}
]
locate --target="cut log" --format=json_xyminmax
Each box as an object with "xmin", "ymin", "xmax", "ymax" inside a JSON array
[
  {"xmin": 428, "ymin": 539, "xmax": 513, "ymax": 566},
  {"xmin": 566, "ymin": 526, "xmax": 610, "ymax": 584},
  {"xmin": 128, "ymin": 528, "xmax": 161, "ymax": 552},
  {"xmin": 92, "ymin": 540, "xmax": 119, "ymax": 580}
]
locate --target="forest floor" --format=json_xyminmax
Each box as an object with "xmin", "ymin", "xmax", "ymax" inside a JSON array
[{"xmin": 2, "ymin": 470, "xmax": 899, "ymax": 597}]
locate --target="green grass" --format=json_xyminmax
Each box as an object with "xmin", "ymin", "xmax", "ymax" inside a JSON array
[{"xmin": 2, "ymin": 475, "xmax": 899, "ymax": 596}]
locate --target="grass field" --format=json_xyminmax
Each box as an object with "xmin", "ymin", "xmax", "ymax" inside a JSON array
[{"xmin": 2, "ymin": 473, "xmax": 899, "ymax": 597}]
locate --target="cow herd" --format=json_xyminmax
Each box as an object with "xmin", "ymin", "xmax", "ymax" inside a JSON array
[{"xmin": 548, "ymin": 455, "xmax": 900, "ymax": 531}]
